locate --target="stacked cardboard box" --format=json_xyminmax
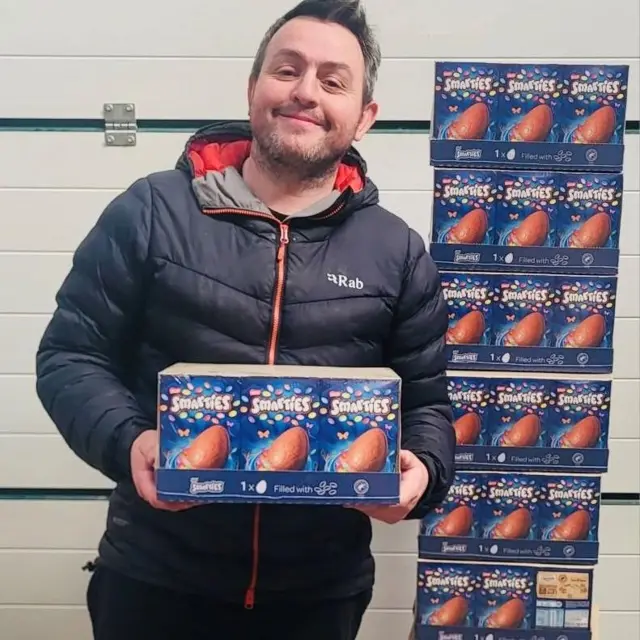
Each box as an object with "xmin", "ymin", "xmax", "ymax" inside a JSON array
[{"xmin": 414, "ymin": 60, "xmax": 630, "ymax": 640}]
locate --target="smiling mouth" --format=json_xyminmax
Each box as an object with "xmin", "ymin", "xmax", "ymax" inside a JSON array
[{"xmin": 277, "ymin": 112, "xmax": 325, "ymax": 128}]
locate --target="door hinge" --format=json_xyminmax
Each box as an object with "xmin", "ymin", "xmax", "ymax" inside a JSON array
[{"xmin": 103, "ymin": 103, "xmax": 137, "ymax": 147}]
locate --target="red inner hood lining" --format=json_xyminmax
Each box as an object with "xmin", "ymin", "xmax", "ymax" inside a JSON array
[{"xmin": 187, "ymin": 139, "xmax": 364, "ymax": 193}]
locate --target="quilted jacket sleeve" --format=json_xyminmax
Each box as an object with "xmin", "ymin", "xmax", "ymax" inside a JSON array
[
  {"xmin": 386, "ymin": 228, "xmax": 455, "ymax": 520},
  {"xmin": 35, "ymin": 178, "xmax": 156, "ymax": 484}
]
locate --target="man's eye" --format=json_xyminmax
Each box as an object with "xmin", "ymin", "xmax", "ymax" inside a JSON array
[{"xmin": 325, "ymin": 78, "xmax": 344, "ymax": 90}]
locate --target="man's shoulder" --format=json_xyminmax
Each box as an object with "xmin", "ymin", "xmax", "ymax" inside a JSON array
[{"xmin": 351, "ymin": 202, "xmax": 426, "ymax": 254}]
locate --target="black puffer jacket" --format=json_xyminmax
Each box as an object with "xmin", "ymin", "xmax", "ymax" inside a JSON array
[{"xmin": 36, "ymin": 122, "xmax": 454, "ymax": 606}]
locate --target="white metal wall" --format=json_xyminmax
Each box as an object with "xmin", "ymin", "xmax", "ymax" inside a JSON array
[{"xmin": 0, "ymin": 1, "xmax": 638, "ymax": 639}]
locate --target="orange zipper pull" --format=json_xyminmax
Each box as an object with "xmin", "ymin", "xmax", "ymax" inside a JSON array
[{"xmin": 276, "ymin": 224, "xmax": 290, "ymax": 262}]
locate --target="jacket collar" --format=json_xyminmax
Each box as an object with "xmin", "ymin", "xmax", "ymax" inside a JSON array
[{"xmin": 175, "ymin": 121, "xmax": 379, "ymax": 221}]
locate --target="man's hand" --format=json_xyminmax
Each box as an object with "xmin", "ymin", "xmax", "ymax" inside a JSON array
[
  {"xmin": 350, "ymin": 450, "xmax": 429, "ymax": 524},
  {"xmin": 131, "ymin": 430, "xmax": 194, "ymax": 512}
]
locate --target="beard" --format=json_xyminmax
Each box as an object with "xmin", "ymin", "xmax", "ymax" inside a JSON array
[{"xmin": 250, "ymin": 116, "xmax": 355, "ymax": 185}]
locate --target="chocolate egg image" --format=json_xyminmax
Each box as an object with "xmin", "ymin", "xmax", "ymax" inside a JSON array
[
  {"xmin": 429, "ymin": 595, "xmax": 469, "ymax": 626},
  {"xmin": 255, "ymin": 426, "xmax": 309, "ymax": 471},
  {"xmin": 560, "ymin": 416, "xmax": 601, "ymax": 448},
  {"xmin": 564, "ymin": 314, "xmax": 606, "ymax": 348},
  {"xmin": 447, "ymin": 310, "xmax": 486, "ymax": 345},
  {"xmin": 573, "ymin": 105, "xmax": 616, "ymax": 144},
  {"xmin": 501, "ymin": 414, "xmax": 541, "ymax": 447},
  {"xmin": 486, "ymin": 598, "xmax": 526, "ymax": 629},
  {"xmin": 507, "ymin": 210, "xmax": 550, "ymax": 247},
  {"xmin": 447, "ymin": 208, "xmax": 488, "ymax": 244},
  {"xmin": 509, "ymin": 104, "xmax": 553, "ymax": 142},
  {"xmin": 504, "ymin": 312, "xmax": 545, "ymax": 347},
  {"xmin": 454, "ymin": 412, "xmax": 482, "ymax": 445},
  {"xmin": 568, "ymin": 212, "xmax": 611, "ymax": 249},
  {"xmin": 335, "ymin": 428, "xmax": 388, "ymax": 473},
  {"xmin": 492, "ymin": 508, "xmax": 532, "ymax": 539},
  {"xmin": 550, "ymin": 510, "xmax": 591, "ymax": 541},
  {"xmin": 447, "ymin": 102, "xmax": 490, "ymax": 140},
  {"xmin": 434, "ymin": 505, "xmax": 474, "ymax": 537},
  {"xmin": 175, "ymin": 425, "xmax": 230, "ymax": 470}
]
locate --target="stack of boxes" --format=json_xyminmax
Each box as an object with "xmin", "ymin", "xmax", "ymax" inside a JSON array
[{"xmin": 415, "ymin": 61, "xmax": 630, "ymax": 640}]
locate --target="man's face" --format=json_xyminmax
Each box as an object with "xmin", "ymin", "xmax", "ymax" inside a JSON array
[{"xmin": 248, "ymin": 16, "xmax": 378, "ymax": 179}]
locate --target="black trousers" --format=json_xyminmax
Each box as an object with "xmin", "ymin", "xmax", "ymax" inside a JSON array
[{"xmin": 87, "ymin": 564, "xmax": 372, "ymax": 640}]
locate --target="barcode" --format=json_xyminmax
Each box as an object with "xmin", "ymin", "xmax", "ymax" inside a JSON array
[{"xmin": 536, "ymin": 607, "xmax": 565, "ymax": 628}]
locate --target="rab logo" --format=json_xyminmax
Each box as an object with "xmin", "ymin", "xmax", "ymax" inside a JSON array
[{"xmin": 327, "ymin": 273, "xmax": 364, "ymax": 290}]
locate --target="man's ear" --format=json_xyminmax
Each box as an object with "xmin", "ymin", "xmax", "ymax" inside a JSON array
[
  {"xmin": 354, "ymin": 100, "xmax": 379, "ymax": 142},
  {"xmin": 247, "ymin": 76, "xmax": 257, "ymax": 115}
]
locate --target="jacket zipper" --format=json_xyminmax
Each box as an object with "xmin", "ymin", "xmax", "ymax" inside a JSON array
[{"xmin": 202, "ymin": 202, "xmax": 342, "ymax": 609}]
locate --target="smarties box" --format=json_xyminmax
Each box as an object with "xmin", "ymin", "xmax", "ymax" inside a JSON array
[
  {"xmin": 155, "ymin": 363, "xmax": 401, "ymax": 504},
  {"xmin": 429, "ymin": 169, "xmax": 623, "ymax": 276},
  {"xmin": 419, "ymin": 472, "xmax": 602, "ymax": 564},
  {"xmin": 416, "ymin": 560, "xmax": 594, "ymax": 640},
  {"xmin": 430, "ymin": 61, "xmax": 629, "ymax": 171},
  {"xmin": 444, "ymin": 274, "xmax": 617, "ymax": 374},
  {"xmin": 449, "ymin": 373, "xmax": 611, "ymax": 473}
]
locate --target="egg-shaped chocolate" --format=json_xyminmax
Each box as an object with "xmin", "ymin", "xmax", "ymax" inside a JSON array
[
  {"xmin": 447, "ymin": 208, "xmax": 488, "ymax": 244},
  {"xmin": 256, "ymin": 426, "xmax": 309, "ymax": 471},
  {"xmin": 486, "ymin": 598, "xmax": 526, "ymax": 629},
  {"xmin": 550, "ymin": 510, "xmax": 591, "ymax": 541},
  {"xmin": 573, "ymin": 105, "xmax": 616, "ymax": 144},
  {"xmin": 564, "ymin": 314, "xmax": 606, "ymax": 348},
  {"xmin": 560, "ymin": 416, "xmax": 601, "ymax": 448},
  {"xmin": 335, "ymin": 428, "xmax": 388, "ymax": 473},
  {"xmin": 568, "ymin": 212, "xmax": 611, "ymax": 249},
  {"xmin": 454, "ymin": 412, "xmax": 482, "ymax": 445},
  {"xmin": 501, "ymin": 414, "xmax": 541, "ymax": 447},
  {"xmin": 507, "ymin": 210, "xmax": 550, "ymax": 247},
  {"xmin": 447, "ymin": 102, "xmax": 490, "ymax": 140},
  {"xmin": 175, "ymin": 425, "xmax": 230, "ymax": 470},
  {"xmin": 429, "ymin": 595, "xmax": 469, "ymax": 626},
  {"xmin": 504, "ymin": 312, "xmax": 545, "ymax": 347},
  {"xmin": 434, "ymin": 505, "xmax": 474, "ymax": 537},
  {"xmin": 492, "ymin": 508, "xmax": 532, "ymax": 539},
  {"xmin": 509, "ymin": 104, "xmax": 553, "ymax": 142},
  {"xmin": 447, "ymin": 310, "xmax": 486, "ymax": 345}
]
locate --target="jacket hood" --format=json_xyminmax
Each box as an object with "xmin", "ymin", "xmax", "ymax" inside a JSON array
[{"xmin": 175, "ymin": 120, "xmax": 379, "ymax": 216}]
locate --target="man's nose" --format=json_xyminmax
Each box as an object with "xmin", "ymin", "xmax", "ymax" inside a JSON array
[{"xmin": 291, "ymin": 71, "xmax": 320, "ymax": 106}]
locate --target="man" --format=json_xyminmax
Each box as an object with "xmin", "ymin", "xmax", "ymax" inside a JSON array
[{"xmin": 36, "ymin": 1, "xmax": 454, "ymax": 638}]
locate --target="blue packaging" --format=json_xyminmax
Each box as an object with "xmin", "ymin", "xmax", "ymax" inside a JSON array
[
  {"xmin": 442, "ymin": 273, "xmax": 494, "ymax": 346},
  {"xmin": 448, "ymin": 376, "xmax": 493, "ymax": 446},
  {"xmin": 418, "ymin": 472, "xmax": 602, "ymax": 564},
  {"xmin": 495, "ymin": 172, "xmax": 560, "ymax": 247},
  {"xmin": 551, "ymin": 380, "xmax": 611, "ymax": 450},
  {"xmin": 490, "ymin": 378, "xmax": 553, "ymax": 448},
  {"xmin": 483, "ymin": 475, "xmax": 541, "ymax": 541},
  {"xmin": 432, "ymin": 170, "xmax": 497, "ymax": 245},
  {"xmin": 318, "ymin": 379, "xmax": 400, "ymax": 473},
  {"xmin": 539, "ymin": 476, "xmax": 601, "ymax": 545},
  {"xmin": 416, "ymin": 561, "xmax": 594, "ymax": 639},
  {"xmin": 239, "ymin": 378, "xmax": 321, "ymax": 472},
  {"xmin": 557, "ymin": 173, "xmax": 624, "ymax": 250},
  {"xmin": 156, "ymin": 364, "xmax": 401, "ymax": 504},
  {"xmin": 432, "ymin": 61, "xmax": 500, "ymax": 141},
  {"xmin": 552, "ymin": 277, "xmax": 617, "ymax": 349},
  {"xmin": 477, "ymin": 565, "xmax": 535, "ymax": 629},
  {"xmin": 499, "ymin": 64, "xmax": 564, "ymax": 143},
  {"xmin": 492, "ymin": 275, "xmax": 555, "ymax": 348},
  {"xmin": 562, "ymin": 65, "xmax": 629, "ymax": 145},
  {"xmin": 421, "ymin": 473, "xmax": 483, "ymax": 539},
  {"xmin": 158, "ymin": 374, "xmax": 242, "ymax": 471},
  {"xmin": 417, "ymin": 563, "xmax": 478, "ymax": 628}
]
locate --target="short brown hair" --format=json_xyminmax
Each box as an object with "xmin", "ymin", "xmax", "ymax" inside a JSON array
[{"xmin": 250, "ymin": 0, "xmax": 381, "ymax": 104}]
